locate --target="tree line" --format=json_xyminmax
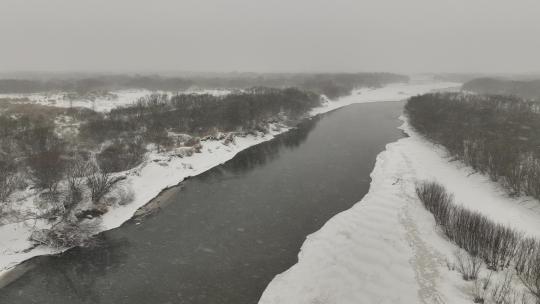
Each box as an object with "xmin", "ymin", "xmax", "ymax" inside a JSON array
[
  {"xmin": 462, "ymin": 78, "xmax": 540, "ymax": 101},
  {"xmin": 80, "ymin": 87, "xmax": 322, "ymax": 147},
  {"xmin": 405, "ymin": 93, "xmax": 540, "ymax": 200},
  {"xmin": 0, "ymin": 72, "xmax": 408, "ymax": 99}
]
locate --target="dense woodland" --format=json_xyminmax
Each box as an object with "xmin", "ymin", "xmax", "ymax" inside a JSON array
[
  {"xmin": 81, "ymin": 87, "xmax": 321, "ymax": 146},
  {"xmin": 0, "ymin": 72, "xmax": 408, "ymax": 99},
  {"xmin": 463, "ymin": 78, "xmax": 540, "ymax": 101},
  {"xmin": 405, "ymin": 93, "xmax": 540, "ymax": 200}
]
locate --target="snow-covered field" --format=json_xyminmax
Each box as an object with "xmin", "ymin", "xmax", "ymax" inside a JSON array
[
  {"xmin": 0, "ymin": 89, "xmax": 232, "ymax": 112},
  {"xmin": 259, "ymin": 116, "xmax": 540, "ymax": 303},
  {"xmin": 0, "ymin": 80, "xmax": 459, "ymax": 282}
]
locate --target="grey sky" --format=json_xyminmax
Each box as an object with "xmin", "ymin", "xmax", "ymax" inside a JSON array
[{"xmin": 1, "ymin": 0, "xmax": 539, "ymax": 74}]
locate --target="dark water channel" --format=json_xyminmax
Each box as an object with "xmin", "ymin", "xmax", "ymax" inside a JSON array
[{"xmin": 0, "ymin": 101, "xmax": 404, "ymax": 304}]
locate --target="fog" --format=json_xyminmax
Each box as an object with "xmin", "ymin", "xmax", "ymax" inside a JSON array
[{"xmin": 1, "ymin": 0, "xmax": 539, "ymax": 74}]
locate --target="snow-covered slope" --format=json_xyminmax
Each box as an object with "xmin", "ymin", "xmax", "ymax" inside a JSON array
[
  {"xmin": 0, "ymin": 80, "xmax": 459, "ymax": 280},
  {"xmin": 259, "ymin": 116, "xmax": 540, "ymax": 304}
]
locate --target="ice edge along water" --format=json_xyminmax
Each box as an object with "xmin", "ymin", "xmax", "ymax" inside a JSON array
[
  {"xmin": 0, "ymin": 81, "xmax": 460, "ymax": 282},
  {"xmin": 259, "ymin": 110, "xmax": 540, "ymax": 304}
]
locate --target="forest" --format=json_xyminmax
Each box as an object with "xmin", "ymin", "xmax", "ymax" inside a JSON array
[{"xmin": 405, "ymin": 93, "xmax": 540, "ymax": 201}]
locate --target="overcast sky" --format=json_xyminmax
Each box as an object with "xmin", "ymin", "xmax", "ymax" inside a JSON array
[{"xmin": 1, "ymin": 0, "xmax": 539, "ymax": 74}]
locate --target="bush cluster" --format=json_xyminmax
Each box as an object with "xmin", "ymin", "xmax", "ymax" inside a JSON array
[
  {"xmin": 416, "ymin": 181, "xmax": 540, "ymax": 300},
  {"xmin": 416, "ymin": 182, "xmax": 520, "ymax": 270}
]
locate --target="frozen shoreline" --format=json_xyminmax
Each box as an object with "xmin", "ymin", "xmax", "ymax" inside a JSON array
[
  {"xmin": 259, "ymin": 114, "xmax": 540, "ymax": 303},
  {"xmin": 0, "ymin": 81, "xmax": 459, "ymax": 281}
]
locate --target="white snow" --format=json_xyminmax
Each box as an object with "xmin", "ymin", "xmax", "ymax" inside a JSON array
[
  {"xmin": 0, "ymin": 79, "xmax": 461, "ymax": 282},
  {"xmin": 259, "ymin": 115, "xmax": 540, "ymax": 303},
  {"xmin": 310, "ymin": 80, "xmax": 460, "ymax": 116}
]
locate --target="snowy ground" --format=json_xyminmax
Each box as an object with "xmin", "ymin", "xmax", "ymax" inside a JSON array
[
  {"xmin": 0, "ymin": 80, "xmax": 459, "ymax": 281},
  {"xmin": 311, "ymin": 80, "xmax": 460, "ymax": 116},
  {"xmin": 0, "ymin": 88, "xmax": 233, "ymax": 112},
  {"xmin": 259, "ymin": 116, "xmax": 540, "ymax": 303}
]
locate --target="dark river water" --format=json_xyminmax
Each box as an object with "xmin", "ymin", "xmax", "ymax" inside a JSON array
[{"xmin": 0, "ymin": 101, "xmax": 404, "ymax": 304}]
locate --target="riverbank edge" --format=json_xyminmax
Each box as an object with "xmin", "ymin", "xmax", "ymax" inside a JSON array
[
  {"xmin": 0, "ymin": 81, "xmax": 460, "ymax": 284},
  {"xmin": 258, "ymin": 111, "xmax": 540, "ymax": 304}
]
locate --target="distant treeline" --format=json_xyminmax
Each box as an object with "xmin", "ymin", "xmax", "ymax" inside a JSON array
[
  {"xmin": 0, "ymin": 73, "xmax": 408, "ymax": 99},
  {"xmin": 433, "ymin": 73, "xmax": 487, "ymax": 83},
  {"xmin": 463, "ymin": 78, "xmax": 540, "ymax": 101},
  {"xmin": 405, "ymin": 93, "xmax": 540, "ymax": 200}
]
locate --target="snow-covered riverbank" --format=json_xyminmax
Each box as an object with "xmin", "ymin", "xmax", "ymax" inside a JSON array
[
  {"xmin": 259, "ymin": 115, "xmax": 540, "ymax": 303},
  {"xmin": 0, "ymin": 81, "xmax": 459, "ymax": 280}
]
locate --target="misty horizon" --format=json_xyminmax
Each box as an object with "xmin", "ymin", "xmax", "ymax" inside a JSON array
[{"xmin": 1, "ymin": 0, "xmax": 540, "ymax": 74}]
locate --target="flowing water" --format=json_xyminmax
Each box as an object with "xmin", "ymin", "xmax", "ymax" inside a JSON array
[{"xmin": 0, "ymin": 101, "xmax": 404, "ymax": 304}]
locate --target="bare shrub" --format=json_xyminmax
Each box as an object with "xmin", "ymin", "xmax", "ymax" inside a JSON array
[
  {"xmin": 416, "ymin": 181, "xmax": 521, "ymax": 271},
  {"xmin": 97, "ymin": 139, "xmax": 146, "ymax": 173},
  {"xmin": 515, "ymin": 239, "xmax": 540, "ymax": 302},
  {"xmin": 33, "ymin": 192, "xmax": 65, "ymax": 220},
  {"xmin": 472, "ymin": 272, "xmax": 492, "ymax": 304},
  {"xmin": 0, "ymin": 168, "xmax": 19, "ymax": 213},
  {"xmin": 184, "ymin": 136, "xmax": 200, "ymax": 147},
  {"xmin": 28, "ymin": 149, "xmax": 66, "ymax": 193},
  {"xmin": 86, "ymin": 166, "xmax": 124, "ymax": 204},
  {"xmin": 455, "ymin": 250, "xmax": 483, "ymax": 281},
  {"xmin": 490, "ymin": 269, "xmax": 515, "ymax": 304},
  {"xmin": 31, "ymin": 220, "xmax": 100, "ymax": 248},
  {"xmin": 116, "ymin": 187, "xmax": 135, "ymax": 206},
  {"xmin": 415, "ymin": 181, "xmax": 454, "ymax": 232},
  {"xmin": 63, "ymin": 157, "xmax": 91, "ymax": 212}
]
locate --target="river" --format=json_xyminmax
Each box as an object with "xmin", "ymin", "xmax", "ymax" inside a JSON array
[{"xmin": 0, "ymin": 101, "xmax": 404, "ymax": 304}]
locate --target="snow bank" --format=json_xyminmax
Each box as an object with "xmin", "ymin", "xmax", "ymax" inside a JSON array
[
  {"xmin": 0, "ymin": 80, "xmax": 459, "ymax": 279},
  {"xmin": 310, "ymin": 81, "xmax": 460, "ymax": 116},
  {"xmin": 259, "ymin": 114, "xmax": 540, "ymax": 303}
]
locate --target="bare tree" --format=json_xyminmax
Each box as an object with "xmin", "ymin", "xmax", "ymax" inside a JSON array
[
  {"xmin": 471, "ymin": 272, "xmax": 492, "ymax": 303},
  {"xmin": 454, "ymin": 250, "xmax": 483, "ymax": 281},
  {"xmin": 490, "ymin": 269, "xmax": 516, "ymax": 304},
  {"xmin": 0, "ymin": 169, "xmax": 18, "ymax": 213},
  {"xmin": 516, "ymin": 244, "xmax": 540, "ymax": 302},
  {"xmin": 86, "ymin": 166, "xmax": 124, "ymax": 204},
  {"xmin": 63, "ymin": 157, "xmax": 91, "ymax": 213},
  {"xmin": 28, "ymin": 149, "xmax": 66, "ymax": 193}
]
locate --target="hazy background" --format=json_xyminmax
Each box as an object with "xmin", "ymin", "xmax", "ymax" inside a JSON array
[{"xmin": 1, "ymin": 0, "xmax": 539, "ymax": 74}]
